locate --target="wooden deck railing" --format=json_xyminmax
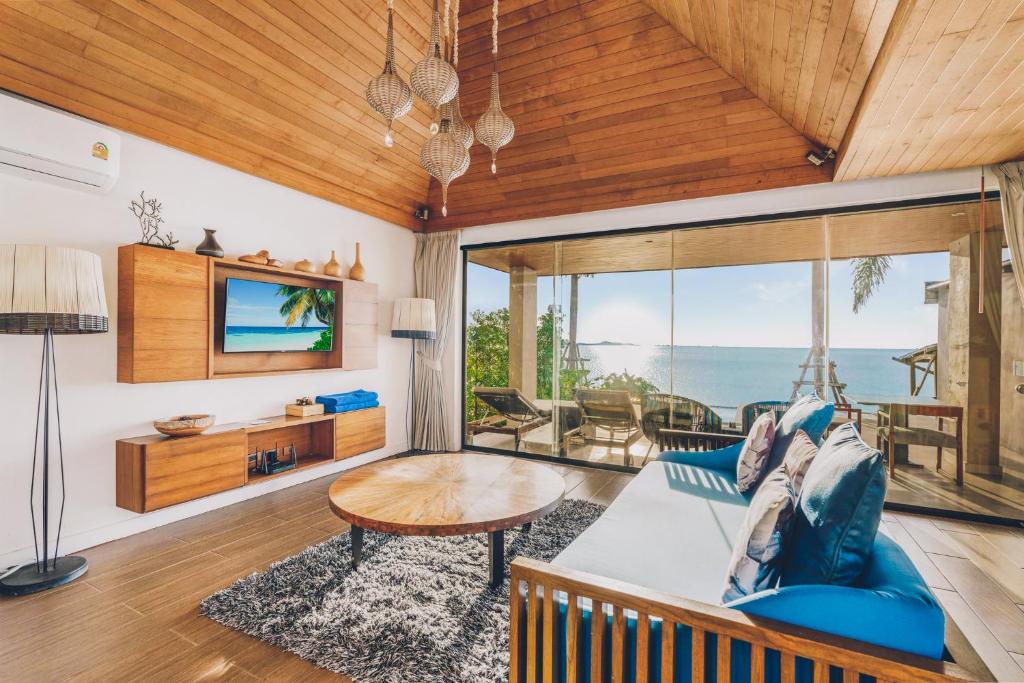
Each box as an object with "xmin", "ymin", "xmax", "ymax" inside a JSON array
[
  {"xmin": 655, "ymin": 429, "xmax": 744, "ymax": 452},
  {"xmin": 509, "ymin": 557, "xmax": 980, "ymax": 683}
]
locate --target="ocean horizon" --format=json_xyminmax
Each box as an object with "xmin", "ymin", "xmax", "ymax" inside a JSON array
[
  {"xmin": 577, "ymin": 343, "xmax": 928, "ymax": 418},
  {"xmin": 224, "ymin": 326, "xmax": 330, "ymax": 352}
]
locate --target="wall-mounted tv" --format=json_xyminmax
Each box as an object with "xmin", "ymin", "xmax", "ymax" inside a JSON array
[{"xmin": 223, "ymin": 277, "xmax": 336, "ymax": 353}]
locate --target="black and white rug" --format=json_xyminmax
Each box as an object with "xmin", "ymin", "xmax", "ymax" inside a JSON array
[{"xmin": 202, "ymin": 498, "xmax": 605, "ymax": 682}]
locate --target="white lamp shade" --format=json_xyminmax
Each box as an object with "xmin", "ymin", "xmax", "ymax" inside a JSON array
[
  {"xmin": 391, "ymin": 297, "xmax": 436, "ymax": 339},
  {"xmin": 0, "ymin": 244, "xmax": 108, "ymax": 334}
]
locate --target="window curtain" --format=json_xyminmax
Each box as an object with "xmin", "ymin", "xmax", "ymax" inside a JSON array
[
  {"xmin": 995, "ymin": 161, "xmax": 1024, "ymax": 307},
  {"xmin": 413, "ymin": 230, "xmax": 460, "ymax": 451}
]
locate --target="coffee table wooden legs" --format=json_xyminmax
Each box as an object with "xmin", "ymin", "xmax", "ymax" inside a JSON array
[
  {"xmin": 350, "ymin": 525, "xmax": 516, "ymax": 586},
  {"xmin": 351, "ymin": 525, "xmax": 364, "ymax": 568},
  {"xmin": 488, "ymin": 529, "xmax": 504, "ymax": 588}
]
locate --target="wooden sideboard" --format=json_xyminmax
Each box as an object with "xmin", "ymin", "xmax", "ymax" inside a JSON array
[
  {"xmin": 118, "ymin": 244, "xmax": 378, "ymax": 383},
  {"xmin": 116, "ymin": 406, "xmax": 386, "ymax": 513}
]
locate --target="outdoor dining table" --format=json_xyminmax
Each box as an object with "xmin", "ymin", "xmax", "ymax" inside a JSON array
[{"xmin": 848, "ymin": 394, "xmax": 963, "ymax": 468}]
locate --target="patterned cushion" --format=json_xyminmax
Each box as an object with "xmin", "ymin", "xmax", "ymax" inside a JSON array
[
  {"xmin": 766, "ymin": 393, "xmax": 834, "ymax": 473},
  {"xmin": 781, "ymin": 423, "xmax": 887, "ymax": 586},
  {"xmin": 736, "ymin": 412, "xmax": 776, "ymax": 493},
  {"xmin": 781, "ymin": 429, "xmax": 818, "ymax": 496},
  {"xmin": 722, "ymin": 468, "xmax": 797, "ymax": 602}
]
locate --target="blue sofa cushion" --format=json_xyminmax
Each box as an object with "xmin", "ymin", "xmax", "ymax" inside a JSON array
[
  {"xmin": 730, "ymin": 532, "xmax": 945, "ymax": 659},
  {"xmin": 766, "ymin": 393, "xmax": 834, "ymax": 474},
  {"xmin": 781, "ymin": 422, "xmax": 887, "ymax": 586}
]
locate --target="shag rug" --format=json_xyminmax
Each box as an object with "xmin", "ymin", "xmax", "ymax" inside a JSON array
[{"xmin": 202, "ymin": 498, "xmax": 605, "ymax": 682}]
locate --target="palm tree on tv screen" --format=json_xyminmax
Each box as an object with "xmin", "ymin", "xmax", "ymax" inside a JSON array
[{"xmin": 277, "ymin": 285, "xmax": 335, "ymax": 327}]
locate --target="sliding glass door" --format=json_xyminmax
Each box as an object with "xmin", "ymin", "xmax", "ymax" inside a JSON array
[{"xmin": 462, "ymin": 193, "xmax": 1024, "ymax": 523}]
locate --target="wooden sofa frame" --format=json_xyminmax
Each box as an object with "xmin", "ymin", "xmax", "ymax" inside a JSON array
[{"xmin": 509, "ymin": 557, "xmax": 983, "ymax": 683}]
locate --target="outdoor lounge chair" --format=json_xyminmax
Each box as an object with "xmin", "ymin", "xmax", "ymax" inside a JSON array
[
  {"xmin": 563, "ymin": 388, "xmax": 643, "ymax": 466},
  {"xmin": 466, "ymin": 387, "xmax": 551, "ymax": 452},
  {"xmin": 640, "ymin": 393, "xmax": 725, "ymax": 465}
]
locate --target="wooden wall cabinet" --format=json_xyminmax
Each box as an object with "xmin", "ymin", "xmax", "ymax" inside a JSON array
[
  {"xmin": 336, "ymin": 406, "xmax": 386, "ymax": 458},
  {"xmin": 117, "ymin": 245, "xmax": 379, "ymax": 383},
  {"xmin": 116, "ymin": 408, "xmax": 386, "ymax": 513},
  {"xmin": 118, "ymin": 245, "xmax": 210, "ymax": 382}
]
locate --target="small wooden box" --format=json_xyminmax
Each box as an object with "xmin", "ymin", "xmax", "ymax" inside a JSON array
[{"xmin": 285, "ymin": 403, "xmax": 324, "ymax": 417}]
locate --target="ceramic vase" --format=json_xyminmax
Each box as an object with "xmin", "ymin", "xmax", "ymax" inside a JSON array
[
  {"xmin": 195, "ymin": 228, "xmax": 224, "ymax": 258},
  {"xmin": 324, "ymin": 250, "xmax": 342, "ymax": 277},
  {"xmin": 349, "ymin": 243, "xmax": 366, "ymax": 281}
]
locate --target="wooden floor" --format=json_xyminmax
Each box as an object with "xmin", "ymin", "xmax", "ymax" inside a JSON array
[{"xmin": 2, "ymin": 457, "xmax": 1023, "ymax": 681}]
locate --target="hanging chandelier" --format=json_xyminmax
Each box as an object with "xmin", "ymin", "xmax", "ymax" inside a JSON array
[
  {"xmin": 365, "ymin": 0, "xmax": 413, "ymax": 148},
  {"xmin": 421, "ymin": 118, "xmax": 469, "ymax": 217},
  {"xmin": 441, "ymin": 0, "xmax": 473, "ymax": 150},
  {"xmin": 410, "ymin": 0, "xmax": 459, "ymax": 117},
  {"xmin": 475, "ymin": 0, "xmax": 514, "ymax": 173}
]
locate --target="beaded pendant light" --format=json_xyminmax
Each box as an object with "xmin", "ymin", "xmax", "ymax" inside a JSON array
[
  {"xmin": 475, "ymin": 0, "xmax": 514, "ymax": 173},
  {"xmin": 441, "ymin": 0, "xmax": 473, "ymax": 150},
  {"xmin": 411, "ymin": 0, "xmax": 459, "ymax": 116},
  {"xmin": 365, "ymin": 0, "xmax": 413, "ymax": 148},
  {"xmin": 421, "ymin": 118, "xmax": 469, "ymax": 217}
]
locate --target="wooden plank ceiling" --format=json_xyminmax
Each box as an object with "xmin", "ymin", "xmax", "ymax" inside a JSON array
[
  {"xmin": 837, "ymin": 0, "xmax": 1024, "ymax": 181},
  {"xmin": 0, "ymin": 1, "xmax": 1022, "ymax": 231},
  {"xmin": 426, "ymin": 0, "xmax": 832, "ymax": 229},
  {"xmin": 642, "ymin": 0, "xmax": 900, "ymax": 152},
  {"xmin": 0, "ymin": 0, "xmax": 435, "ymax": 229}
]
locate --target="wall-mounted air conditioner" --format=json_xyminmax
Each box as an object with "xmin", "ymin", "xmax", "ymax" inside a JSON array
[{"xmin": 0, "ymin": 92, "xmax": 120, "ymax": 193}]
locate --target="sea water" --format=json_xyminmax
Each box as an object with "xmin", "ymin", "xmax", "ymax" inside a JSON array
[
  {"xmin": 578, "ymin": 344, "xmax": 928, "ymax": 419},
  {"xmin": 224, "ymin": 326, "xmax": 330, "ymax": 352}
]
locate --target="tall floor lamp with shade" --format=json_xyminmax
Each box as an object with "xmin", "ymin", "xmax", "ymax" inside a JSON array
[
  {"xmin": 391, "ymin": 298, "xmax": 436, "ymax": 452},
  {"xmin": 0, "ymin": 244, "xmax": 108, "ymax": 596}
]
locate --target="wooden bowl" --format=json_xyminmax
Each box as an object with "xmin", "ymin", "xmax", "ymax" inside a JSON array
[{"xmin": 154, "ymin": 414, "xmax": 215, "ymax": 437}]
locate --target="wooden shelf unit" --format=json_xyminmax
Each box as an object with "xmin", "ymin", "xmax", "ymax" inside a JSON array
[
  {"xmin": 116, "ymin": 406, "xmax": 386, "ymax": 513},
  {"xmin": 117, "ymin": 244, "xmax": 378, "ymax": 383}
]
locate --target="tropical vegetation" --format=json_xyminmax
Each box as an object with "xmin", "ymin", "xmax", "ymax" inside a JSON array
[
  {"xmin": 276, "ymin": 284, "xmax": 336, "ymax": 351},
  {"xmin": 465, "ymin": 305, "xmax": 660, "ymax": 422}
]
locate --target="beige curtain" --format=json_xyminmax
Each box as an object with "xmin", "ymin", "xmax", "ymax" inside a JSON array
[
  {"xmin": 995, "ymin": 161, "xmax": 1024, "ymax": 307},
  {"xmin": 413, "ymin": 230, "xmax": 460, "ymax": 451}
]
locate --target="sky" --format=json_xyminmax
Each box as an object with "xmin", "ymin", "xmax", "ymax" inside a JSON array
[
  {"xmin": 466, "ymin": 250, "xmax": 954, "ymax": 349},
  {"xmin": 225, "ymin": 278, "xmax": 326, "ymax": 328}
]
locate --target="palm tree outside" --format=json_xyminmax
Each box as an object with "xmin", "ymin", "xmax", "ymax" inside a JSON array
[{"xmin": 277, "ymin": 285, "xmax": 335, "ymax": 327}]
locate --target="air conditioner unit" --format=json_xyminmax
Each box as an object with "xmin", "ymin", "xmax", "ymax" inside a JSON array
[{"xmin": 0, "ymin": 93, "xmax": 120, "ymax": 193}]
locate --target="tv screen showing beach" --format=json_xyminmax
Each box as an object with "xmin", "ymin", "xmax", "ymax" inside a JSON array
[{"xmin": 223, "ymin": 278, "xmax": 335, "ymax": 353}]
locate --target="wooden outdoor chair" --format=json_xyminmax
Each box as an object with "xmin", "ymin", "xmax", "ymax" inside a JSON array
[
  {"xmin": 563, "ymin": 388, "xmax": 643, "ymax": 466},
  {"xmin": 466, "ymin": 387, "xmax": 551, "ymax": 452},
  {"xmin": 877, "ymin": 405, "xmax": 964, "ymax": 485},
  {"xmin": 640, "ymin": 393, "xmax": 724, "ymax": 465}
]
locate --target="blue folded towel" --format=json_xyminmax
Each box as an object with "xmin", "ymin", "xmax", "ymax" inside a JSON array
[
  {"xmin": 319, "ymin": 399, "xmax": 379, "ymax": 414},
  {"xmin": 316, "ymin": 390, "xmax": 378, "ymax": 408}
]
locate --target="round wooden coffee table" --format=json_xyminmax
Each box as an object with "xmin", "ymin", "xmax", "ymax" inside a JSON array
[{"xmin": 328, "ymin": 453, "xmax": 565, "ymax": 587}]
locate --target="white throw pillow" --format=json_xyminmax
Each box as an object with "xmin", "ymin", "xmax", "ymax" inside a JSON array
[
  {"xmin": 722, "ymin": 468, "xmax": 797, "ymax": 603},
  {"xmin": 736, "ymin": 412, "xmax": 776, "ymax": 493}
]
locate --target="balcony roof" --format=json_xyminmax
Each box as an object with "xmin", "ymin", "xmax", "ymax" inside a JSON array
[{"xmin": 468, "ymin": 198, "xmax": 1005, "ymax": 276}]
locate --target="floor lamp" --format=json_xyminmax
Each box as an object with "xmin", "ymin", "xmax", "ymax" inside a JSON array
[
  {"xmin": 0, "ymin": 245, "xmax": 108, "ymax": 596},
  {"xmin": 391, "ymin": 298, "xmax": 436, "ymax": 453}
]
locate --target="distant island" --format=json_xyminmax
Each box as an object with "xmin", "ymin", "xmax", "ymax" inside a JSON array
[{"xmin": 579, "ymin": 341, "xmax": 638, "ymax": 346}]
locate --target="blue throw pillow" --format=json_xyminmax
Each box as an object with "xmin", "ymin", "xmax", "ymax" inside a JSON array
[
  {"xmin": 766, "ymin": 393, "xmax": 834, "ymax": 473},
  {"xmin": 780, "ymin": 423, "xmax": 887, "ymax": 586}
]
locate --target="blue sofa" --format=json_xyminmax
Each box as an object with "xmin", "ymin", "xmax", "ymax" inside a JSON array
[{"xmin": 509, "ymin": 402, "xmax": 970, "ymax": 682}]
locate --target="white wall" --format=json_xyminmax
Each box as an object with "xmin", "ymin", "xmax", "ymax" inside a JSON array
[{"xmin": 0, "ymin": 120, "xmax": 415, "ymax": 568}]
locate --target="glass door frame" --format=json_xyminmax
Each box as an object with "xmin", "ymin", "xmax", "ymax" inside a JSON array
[{"xmin": 459, "ymin": 190, "xmax": 1022, "ymax": 527}]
